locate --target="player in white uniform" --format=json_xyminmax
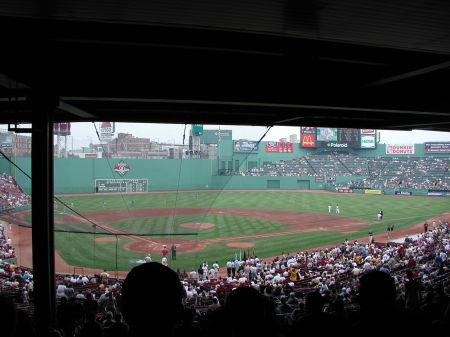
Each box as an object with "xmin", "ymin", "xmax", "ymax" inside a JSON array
[
  {"xmin": 336, "ymin": 204, "xmax": 340, "ymax": 214},
  {"xmin": 328, "ymin": 204, "xmax": 332, "ymax": 213}
]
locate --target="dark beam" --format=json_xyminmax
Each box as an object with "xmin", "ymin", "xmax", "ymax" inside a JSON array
[
  {"xmin": 31, "ymin": 94, "xmax": 56, "ymax": 336},
  {"xmin": 364, "ymin": 61, "xmax": 450, "ymax": 87}
]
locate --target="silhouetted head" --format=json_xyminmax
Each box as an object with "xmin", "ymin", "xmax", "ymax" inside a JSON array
[
  {"xmin": 121, "ymin": 262, "xmax": 184, "ymax": 334},
  {"xmin": 224, "ymin": 287, "xmax": 266, "ymax": 333},
  {"xmin": 305, "ymin": 291, "xmax": 323, "ymax": 314},
  {"xmin": 359, "ymin": 271, "xmax": 396, "ymax": 314}
]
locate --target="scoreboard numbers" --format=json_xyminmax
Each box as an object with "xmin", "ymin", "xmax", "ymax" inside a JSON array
[{"xmin": 95, "ymin": 179, "xmax": 148, "ymax": 193}]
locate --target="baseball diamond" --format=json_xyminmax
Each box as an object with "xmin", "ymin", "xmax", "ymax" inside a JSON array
[{"xmin": 1, "ymin": 140, "xmax": 450, "ymax": 275}]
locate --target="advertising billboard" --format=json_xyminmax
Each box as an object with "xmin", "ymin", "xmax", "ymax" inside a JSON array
[
  {"xmin": 395, "ymin": 191, "xmax": 412, "ymax": 196},
  {"xmin": 424, "ymin": 142, "xmax": 450, "ymax": 153},
  {"xmin": 300, "ymin": 127, "xmax": 369, "ymax": 149},
  {"xmin": 234, "ymin": 140, "xmax": 259, "ymax": 152},
  {"xmin": 200, "ymin": 129, "xmax": 232, "ymax": 144},
  {"xmin": 364, "ymin": 189, "xmax": 382, "ymax": 195},
  {"xmin": 99, "ymin": 122, "xmax": 114, "ymax": 142},
  {"xmin": 301, "ymin": 133, "xmax": 316, "ymax": 147},
  {"xmin": 386, "ymin": 144, "xmax": 415, "ymax": 154},
  {"xmin": 265, "ymin": 141, "xmax": 294, "ymax": 153},
  {"xmin": 361, "ymin": 135, "xmax": 376, "ymax": 148},
  {"xmin": 54, "ymin": 123, "xmax": 71, "ymax": 136}
]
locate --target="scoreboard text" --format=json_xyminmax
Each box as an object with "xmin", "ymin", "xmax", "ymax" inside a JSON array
[{"xmin": 95, "ymin": 179, "xmax": 148, "ymax": 193}]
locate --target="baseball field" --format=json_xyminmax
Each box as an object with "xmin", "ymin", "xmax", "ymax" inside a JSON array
[{"xmin": 13, "ymin": 190, "xmax": 450, "ymax": 274}]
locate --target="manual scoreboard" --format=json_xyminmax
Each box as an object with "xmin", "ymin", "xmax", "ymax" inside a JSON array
[{"xmin": 95, "ymin": 179, "xmax": 148, "ymax": 193}]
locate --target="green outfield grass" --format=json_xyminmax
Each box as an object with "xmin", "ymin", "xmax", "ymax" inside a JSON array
[
  {"xmin": 24, "ymin": 191, "xmax": 445, "ymax": 272},
  {"xmin": 107, "ymin": 214, "xmax": 290, "ymax": 239}
]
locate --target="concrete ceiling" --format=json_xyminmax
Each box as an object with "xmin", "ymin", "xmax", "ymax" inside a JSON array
[{"xmin": 1, "ymin": 0, "xmax": 450, "ymax": 131}]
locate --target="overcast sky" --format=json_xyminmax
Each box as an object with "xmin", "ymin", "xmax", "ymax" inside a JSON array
[
  {"xmin": 67, "ymin": 122, "xmax": 450, "ymax": 149},
  {"xmin": 2, "ymin": 123, "xmax": 450, "ymax": 149}
]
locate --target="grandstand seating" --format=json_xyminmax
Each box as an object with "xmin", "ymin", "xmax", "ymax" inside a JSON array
[{"xmin": 235, "ymin": 152, "xmax": 450, "ymax": 190}]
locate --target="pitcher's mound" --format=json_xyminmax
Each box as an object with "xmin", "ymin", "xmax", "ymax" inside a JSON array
[
  {"xmin": 227, "ymin": 242, "xmax": 254, "ymax": 248},
  {"xmin": 180, "ymin": 222, "xmax": 215, "ymax": 229}
]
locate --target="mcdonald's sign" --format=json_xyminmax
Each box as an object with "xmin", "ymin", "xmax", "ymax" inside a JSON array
[{"xmin": 301, "ymin": 134, "xmax": 316, "ymax": 147}]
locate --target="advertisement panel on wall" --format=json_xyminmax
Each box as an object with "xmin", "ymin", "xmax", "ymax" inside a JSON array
[
  {"xmin": 265, "ymin": 141, "xmax": 294, "ymax": 153},
  {"xmin": 361, "ymin": 135, "xmax": 376, "ymax": 148},
  {"xmin": 234, "ymin": 140, "xmax": 259, "ymax": 152},
  {"xmin": 300, "ymin": 127, "xmax": 367, "ymax": 149},
  {"xmin": 361, "ymin": 129, "xmax": 376, "ymax": 134},
  {"xmin": 424, "ymin": 142, "xmax": 450, "ymax": 153},
  {"xmin": 301, "ymin": 134, "xmax": 316, "ymax": 147},
  {"xmin": 386, "ymin": 144, "xmax": 415, "ymax": 154},
  {"xmin": 427, "ymin": 190, "xmax": 450, "ymax": 197},
  {"xmin": 338, "ymin": 188, "xmax": 353, "ymax": 193},
  {"xmin": 394, "ymin": 191, "xmax": 412, "ymax": 196},
  {"xmin": 364, "ymin": 189, "xmax": 382, "ymax": 194}
]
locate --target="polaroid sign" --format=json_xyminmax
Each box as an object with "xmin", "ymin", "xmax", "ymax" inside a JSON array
[
  {"xmin": 386, "ymin": 144, "xmax": 415, "ymax": 155},
  {"xmin": 326, "ymin": 142, "xmax": 348, "ymax": 148},
  {"xmin": 361, "ymin": 129, "xmax": 376, "ymax": 134}
]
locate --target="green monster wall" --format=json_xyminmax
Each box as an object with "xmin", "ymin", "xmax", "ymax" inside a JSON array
[
  {"xmin": 1, "ymin": 141, "xmax": 447, "ymax": 195},
  {"xmin": 0, "ymin": 158, "xmax": 214, "ymax": 194}
]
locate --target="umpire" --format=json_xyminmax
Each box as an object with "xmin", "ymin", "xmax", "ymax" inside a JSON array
[{"xmin": 171, "ymin": 244, "xmax": 177, "ymax": 260}]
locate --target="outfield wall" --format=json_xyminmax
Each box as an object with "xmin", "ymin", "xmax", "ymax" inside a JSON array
[
  {"xmin": 0, "ymin": 158, "xmax": 214, "ymax": 194},
  {"xmin": 1, "ymin": 140, "xmax": 448, "ymax": 194}
]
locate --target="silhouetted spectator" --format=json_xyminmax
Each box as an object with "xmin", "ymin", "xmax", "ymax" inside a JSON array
[
  {"xmin": 108, "ymin": 313, "xmax": 129, "ymax": 337},
  {"xmin": 351, "ymin": 270, "xmax": 422, "ymax": 336},
  {"xmin": 289, "ymin": 291, "xmax": 340, "ymax": 337},
  {"xmin": 0, "ymin": 295, "xmax": 18, "ymax": 337},
  {"xmin": 121, "ymin": 262, "xmax": 184, "ymax": 336}
]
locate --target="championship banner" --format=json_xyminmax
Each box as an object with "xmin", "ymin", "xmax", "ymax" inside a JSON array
[
  {"xmin": 386, "ymin": 144, "xmax": 414, "ymax": 154},
  {"xmin": 234, "ymin": 140, "xmax": 259, "ymax": 152},
  {"xmin": 424, "ymin": 142, "xmax": 450, "ymax": 153},
  {"xmin": 364, "ymin": 189, "xmax": 382, "ymax": 195},
  {"xmin": 265, "ymin": 141, "xmax": 294, "ymax": 153},
  {"xmin": 338, "ymin": 188, "xmax": 353, "ymax": 193}
]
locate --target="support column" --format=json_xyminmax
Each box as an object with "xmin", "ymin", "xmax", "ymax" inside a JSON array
[{"xmin": 31, "ymin": 95, "xmax": 56, "ymax": 334}]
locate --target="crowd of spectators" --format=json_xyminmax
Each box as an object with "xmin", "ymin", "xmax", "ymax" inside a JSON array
[
  {"xmin": 1, "ymin": 218, "xmax": 449, "ymax": 336},
  {"xmin": 235, "ymin": 153, "xmax": 450, "ymax": 190},
  {"xmin": 0, "ymin": 173, "xmax": 31, "ymax": 211}
]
